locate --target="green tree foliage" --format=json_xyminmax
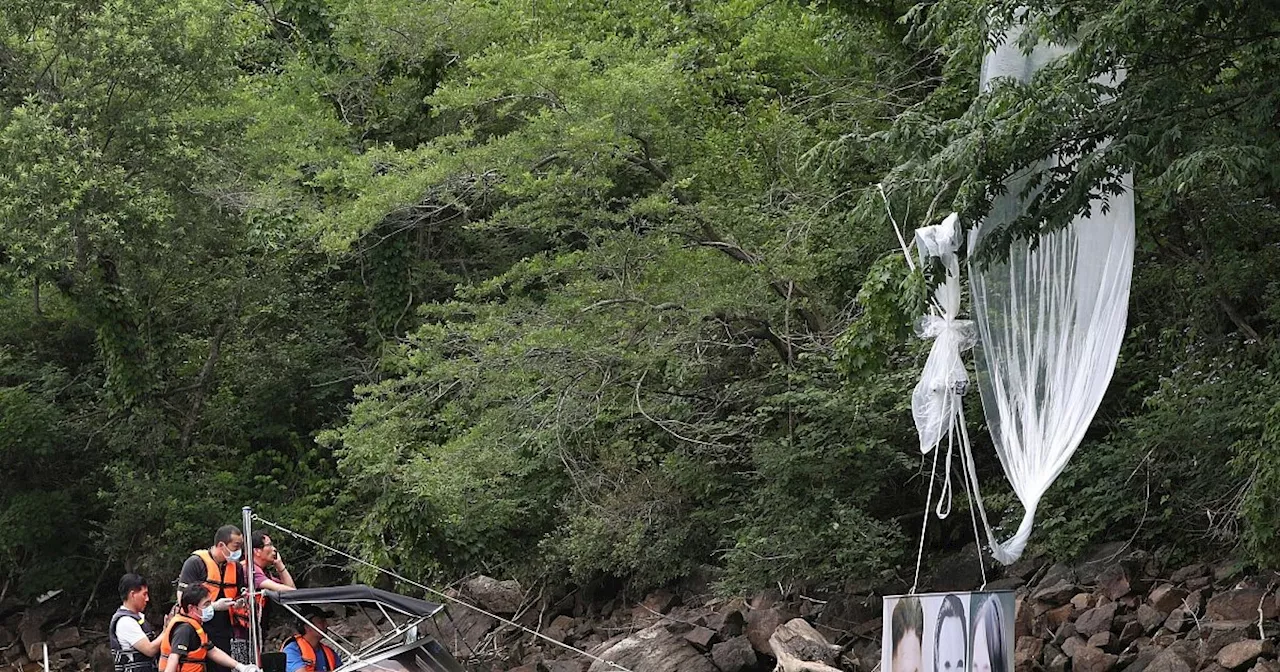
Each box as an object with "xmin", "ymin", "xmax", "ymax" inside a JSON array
[{"xmin": 1, "ymin": 0, "xmax": 1278, "ymax": 607}]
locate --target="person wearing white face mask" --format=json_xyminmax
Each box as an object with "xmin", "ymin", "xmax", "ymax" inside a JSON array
[
  {"xmin": 160, "ymin": 590, "xmax": 259, "ymax": 672},
  {"xmin": 177, "ymin": 526, "xmax": 247, "ymax": 672}
]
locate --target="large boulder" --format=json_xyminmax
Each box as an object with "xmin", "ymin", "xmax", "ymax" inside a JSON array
[
  {"xmin": 1074, "ymin": 645, "xmax": 1119, "ymax": 672},
  {"xmin": 1137, "ymin": 604, "xmax": 1166, "ymax": 633},
  {"xmin": 1217, "ymin": 641, "xmax": 1274, "ymax": 671},
  {"xmin": 1199, "ymin": 621, "xmax": 1255, "ymax": 661},
  {"xmin": 1098, "ymin": 565, "xmax": 1135, "ymax": 601},
  {"xmin": 1076, "ymin": 603, "xmax": 1119, "ymax": 637},
  {"xmin": 1207, "ymin": 590, "xmax": 1277, "ymax": 622},
  {"xmin": 712, "ymin": 636, "xmax": 758, "ymax": 672},
  {"xmin": 545, "ymin": 615, "xmax": 576, "ymax": 643},
  {"xmin": 587, "ymin": 624, "xmax": 716, "ymax": 672},
  {"xmin": 814, "ymin": 594, "xmax": 878, "ymax": 640},
  {"xmin": 1169, "ymin": 564, "xmax": 1209, "ymax": 584},
  {"xmin": 1015, "ymin": 636, "xmax": 1045, "ymax": 672},
  {"xmin": 464, "ymin": 576, "xmax": 524, "ymax": 615},
  {"xmin": 421, "ymin": 607, "xmax": 498, "ymax": 651},
  {"xmin": 1035, "ymin": 580, "xmax": 1079, "ymax": 605},
  {"xmin": 746, "ymin": 606, "xmax": 792, "ymax": 655},
  {"xmin": 48, "ymin": 627, "xmax": 80, "ymax": 651},
  {"xmin": 1145, "ymin": 647, "xmax": 1194, "ymax": 672},
  {"xmin": 1149, "ymin": 585, "xmax": 1189, "ymax": 615},
  {"xmin": 1162, "ymin": 608, "xmax": 1193, "ymax": 634}
]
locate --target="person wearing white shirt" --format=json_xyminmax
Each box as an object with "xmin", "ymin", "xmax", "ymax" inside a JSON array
[{"xmin": 110, "ymin": 574, "xmax": 162, "ymax": 672}]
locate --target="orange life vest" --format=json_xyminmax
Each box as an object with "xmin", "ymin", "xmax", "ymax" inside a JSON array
[
  {"xmin": 228, "ymin": 578, "xmax": 265, "ymax": 630},
  {"xmin": 284, "ymin": 635, "xmax": 338, "ymax": 672},
  {"xmin": 159, "ymin": 614, "xmax": 211, "ymax": 672},
  {"xmin": 192, "ymin": 550, "xmax": 239, "ymax": 602}
]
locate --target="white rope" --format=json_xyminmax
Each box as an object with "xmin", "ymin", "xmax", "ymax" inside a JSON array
[
  {"xmin": 252, "ymin": 515, "xmax": 635, "ymax": 672},
  {"xmin": 879, "ymin": 183, "xmax": 917, "ymax": 272},
  {"xmin": 910, "ymin": 445, "xmax": 941, "ymax": 594},
  {"xmin": 954, "ymin": 406, "xmax": 988, "ymax": 589}
]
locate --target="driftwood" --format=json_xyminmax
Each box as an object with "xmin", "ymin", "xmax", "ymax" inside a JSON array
[{"xmin": 769, "ymin": 618, "xmax": 845, "ymax": 672}]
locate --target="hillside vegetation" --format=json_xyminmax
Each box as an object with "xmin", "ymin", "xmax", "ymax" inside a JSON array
[{"xmin": 1, "ymin": 0, "xmax": 1278, "ymax": 602}]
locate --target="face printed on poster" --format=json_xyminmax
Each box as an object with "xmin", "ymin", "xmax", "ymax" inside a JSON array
[
  {"xmin": 883, "ymin": 591, "xmax": 1014, "ymax": 672},
  {"xmin": 970, "ymin": 593, "xmax": 1013, "ymax": 672}
]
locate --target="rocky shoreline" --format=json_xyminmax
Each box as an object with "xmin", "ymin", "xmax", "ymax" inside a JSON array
[
  {"xmin": 4, "ymin": 542, "xmax": 1280, "ymax": 672},
  {"xmin": 429, "ymin": 544, "xmax": 1280, "ymax": 672}
]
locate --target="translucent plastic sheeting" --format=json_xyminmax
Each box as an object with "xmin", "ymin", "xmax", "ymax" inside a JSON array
[{"xmin": 967, "ymin": 24, "xmax": 1135, "ymax": 565}]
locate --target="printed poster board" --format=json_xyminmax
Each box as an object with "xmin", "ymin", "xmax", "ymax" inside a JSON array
[{"xmin": 882, "ymin": 591, "xmax": 1015, "ymax": 672}]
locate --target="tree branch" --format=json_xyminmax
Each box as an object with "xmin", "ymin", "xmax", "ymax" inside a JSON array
[{"xmin": 179, "ymin": 298, "xmax": 240, "ymax": 452}]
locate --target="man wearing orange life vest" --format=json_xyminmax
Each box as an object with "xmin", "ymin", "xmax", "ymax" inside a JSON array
[
  {"xmin": 282, "ymin": 606, "xmax": 342, "ymax": 672},
  {"xmin": 160, "ymin": 590, "xmax": 259, "ymax": 672},
  {"xmin": 176, "ymin": 526, "xmax": 246, "ymax": 672}
]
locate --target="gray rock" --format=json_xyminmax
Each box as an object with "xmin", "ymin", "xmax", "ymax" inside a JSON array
[
  {"xmin": 745, "ymin": 606, "xmax": 791, "ymax": 655},
  {"xmin": 463, "ymin": 576, "xmax": 524, "ymax": 615},
  {"xmin": 1099, "ymin": 566, "xmax": 1134, "ymax": 601},
  {"xmin": 1185, "ymin": 590, "xmax": 1206, "ymax": 617},
  {"xmin": 711, "ymin": 635, "xmax": 757, "ymax": 672},
  {"xmin": 1149, "ymin": 585, "xmax": 1189, "ymax": 615},
  {"xmin": 1162, "ymin": 609, "xmax": 1192, "ymax": 634},
  {"xmin": 1078, "ymin": 603, "xmax": 1120, "ymax": 637},
  {"xmin": 1089, "ymin": 632, "xmax": 1117, "ymax": 653},
  {"xmin": 1037, "ymin": 580, "xmax": 1081, "ymax": 605},
  {"xmin": 1075, "ymin": 645, "xmax": 1119, "ymax": 672},
  {"xmin": 1008, "ymin": 555, "xmax": 1050, "ymax": 581},
  {"xmin": 421, "ymin": 608, "xmax": 498, "ymax": 651},
  {"xmin": 705, "ymin": 607, "xmax": 746, "ymax": 638},
  {"xmin": 1016, "ymin": 636, "xmax": 1045, "ymax": 672},
  {"xmin": 1207, "ymin": 590, "xmax": 1277, "ymax": 622},
  {"xmin": 1074, "ymin": 594, "xmax": 1098, "ymax": 611},
  {"xmin": 640, "ymin": 589, "xmax": 680, "ymax": 616},
  {"xmin": 587, "ymin": 623, "xmax": 716, "ymax": 672},
  {"xmin": 1169, "ymin": 564, "xmax": 1209, "ymax": 584},
  {"xmin": 1056, "ymin": 622, "xmax": 1080, "ymax": 646},
  {"xmin": 683, "ymin": 626, "xmax": 716, "ymax": 650},
  {"xmin": 1249, "ymin": 660, "xmax": 1280, "ymax": 672},
  {"xmin": 1200, "ymin": 620, "xmax": 1255, "ymax": 660},
  {"xmin": 1046, "ymin": 605, "xmax": 1077, "ymax": 632},
  {"xmin": 1122, "ymin": 647, "xmax": 1162, "ymax": 672},
  {"xmin": 1143, "ymin": 648, "xmax": 1192, "ymax": 672},
  {"xmin": 1016, "ymin": 596, "xmax": 1034, "ymax": 639},
  {"xmin": 1217, "ymin": 640, "xmax": 1274, "ymax": 670},
  {"xmin": 1137, "ymin": 604, "xmax": 1166, "ymax": 633},
  {"xmin": 1119, "ymin": 619, "xmax": 1145, "ymax": 646},
  {"xmin": 1064, "ymin": 636, "xmax": 1089, "ymax": 659},
  {"xmin": 545, "ymin": 615, "xmax": 575, "ymax": 643}
]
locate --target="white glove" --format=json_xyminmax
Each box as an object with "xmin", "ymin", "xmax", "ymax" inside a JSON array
[
  {"xmin": 234, "ymin": 664, "xmax": 260, "ymax": 672},
  {"xmin": 212, "ymin": 597, "xmax": 236, "ymax": 611}
]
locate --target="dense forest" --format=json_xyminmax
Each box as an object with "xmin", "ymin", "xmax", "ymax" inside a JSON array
[{"xmin": 1, "ymin": 0, "xmax": 1278, "ymax": 607}]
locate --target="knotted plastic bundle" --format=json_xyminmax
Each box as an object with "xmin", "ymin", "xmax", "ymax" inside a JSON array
[{"xmin": 911, "ymin": 213, "xmax": 976, "ymax": 455}]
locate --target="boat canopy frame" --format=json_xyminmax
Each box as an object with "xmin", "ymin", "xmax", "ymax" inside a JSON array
[{"xmin": 263, "ymin": 586, "xmax": 464, "ymax": 672}]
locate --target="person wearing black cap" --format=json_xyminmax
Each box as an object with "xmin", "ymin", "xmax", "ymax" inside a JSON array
[{"xmin": 282, "ymin": 606, "xmax": 342, "ymax": 672}]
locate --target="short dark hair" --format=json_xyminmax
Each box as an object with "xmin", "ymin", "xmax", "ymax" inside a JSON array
[
  {"xmin": 214, "ymin": 525, "xmax": 242, "ymax": 545},
  {"xmin": 119, "ymin": 573, "xmax": 147, "ymax": 602},
  {"xmin": 251, "ymin": 530, "xmax": 270, "ymax": 550},
  {"xmin": 934, "ymin": 594, "xmax": 968, "ymax": 672},
  {"xmin": 179, "ymin": 588, "xmax": 207, "ymax": 612},
  {"xmin": 295, "ymin": 606, "xmax": 332, "ymax": 634}
]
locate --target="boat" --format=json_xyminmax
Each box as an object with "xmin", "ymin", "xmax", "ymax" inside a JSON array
[{"xmin": 259, "ymin": 585, "xmax": 466, "ymax": 672}]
